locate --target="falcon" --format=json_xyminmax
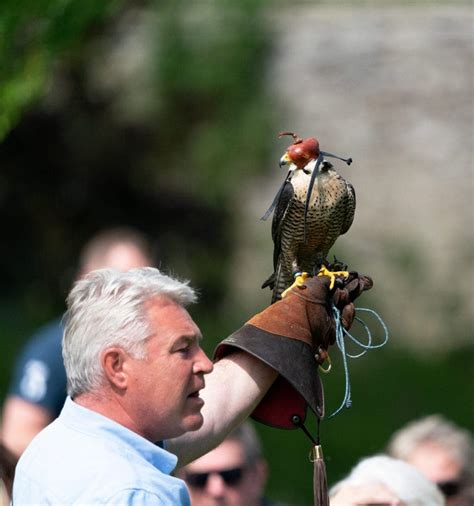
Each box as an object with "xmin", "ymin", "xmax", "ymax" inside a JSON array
[{"xmin": 262, "ymin": 132, "xmax": 355, "ymax": 303}]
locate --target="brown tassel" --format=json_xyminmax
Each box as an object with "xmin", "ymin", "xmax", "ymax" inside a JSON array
[
  {"xmin": 291, "ymin": 415, "xmax": 329, "ymax": 506},
  {"xmin": 311, "ymin": 444, "xmax": 329, "ymax": 506}
]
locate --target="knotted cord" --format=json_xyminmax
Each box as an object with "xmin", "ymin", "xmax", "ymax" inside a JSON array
[{"xmin": 327, "ymin": 305, "xmax": 389, "ymax": 419}]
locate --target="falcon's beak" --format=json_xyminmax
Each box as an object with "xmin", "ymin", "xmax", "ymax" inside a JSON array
[{"xmin": 279, "ymin": 152, "xmax": 291, "ymax": 168}]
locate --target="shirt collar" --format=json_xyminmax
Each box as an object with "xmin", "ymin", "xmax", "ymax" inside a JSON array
[{"xmin": 59, "ymin": 397, "xmax": 177, "ymax": 474}]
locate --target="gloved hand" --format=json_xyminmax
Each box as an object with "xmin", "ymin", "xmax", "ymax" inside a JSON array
[
  {"xmin": 332, "ymin": 271, "xmax": 373, "ymax": 330},
  {"xmin": 214, "ymin": 272, "xmax": 372, "ymax": 429}
]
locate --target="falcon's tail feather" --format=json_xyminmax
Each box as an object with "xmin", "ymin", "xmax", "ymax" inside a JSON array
[
  {"xmin": 261, "ymin": 272, "xmax": 275, "ymax": 290},
  {"xmin": 271, "ymin": 265, "xmax": 294, "ymax": 304}
]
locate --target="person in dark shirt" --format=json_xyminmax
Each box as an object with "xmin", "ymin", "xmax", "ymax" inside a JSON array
[
  {"xmin": 8, "ymin": 319, "xmax": 66, "ymax": 419},
  {"xmin": 1, "ymin": 227, "xmax": 155, "ymax": 457}
]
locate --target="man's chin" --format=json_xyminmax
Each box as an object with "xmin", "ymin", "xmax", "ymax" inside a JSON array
[{"xmin": 183, "ymin": 412, "xmax": 205, "ymax": 432}]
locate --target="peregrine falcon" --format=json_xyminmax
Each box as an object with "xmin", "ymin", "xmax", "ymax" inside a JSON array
[{"xmin": 262, "ymin": 133, "xmax": 355, "ymax": 303}]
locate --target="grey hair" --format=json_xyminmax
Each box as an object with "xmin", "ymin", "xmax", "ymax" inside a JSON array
[
  {"xmin": 227, "ymin": 422, "xmax": 263, "ymax": 465},
  {"xmin": 329, "ymin": 455, "xmax": 444, "ymax": 506},
  {"xmin": 387, "ymin": 414, "xmax": 474, "ymax": 480},
  {"xmin": 62, "ymin": 267, "xmax": 197, "ymax": 398}
]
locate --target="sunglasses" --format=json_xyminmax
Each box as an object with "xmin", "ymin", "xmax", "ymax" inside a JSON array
[
  {"xmin": 437, "ymin": 480, "xmax": 460, "ymax": 498},
  {"xmin": 185, "ymin": 467, "xmax": 245, "ymax": 489}
]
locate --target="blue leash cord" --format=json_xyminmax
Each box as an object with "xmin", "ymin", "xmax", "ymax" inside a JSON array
[{"xmin": 327, "ymin": 305, "xmax": 389, "ymax": 419}]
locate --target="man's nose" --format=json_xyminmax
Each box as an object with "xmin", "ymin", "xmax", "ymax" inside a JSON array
[
  {"xmin": 205, "ymin": 472, "xmax": 227, "ymax": 497},
  {"xmin": 193, "ymin": 347, "xmax": 213, "ymax": 375}
]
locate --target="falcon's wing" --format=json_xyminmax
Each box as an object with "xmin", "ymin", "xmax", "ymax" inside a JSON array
[
  {"xmin": 271, "ymin": 178, "xmax": 294, "ymax": 271},
  {"xmin": 261, "ymin": 172, "xmax": 294, "ymax": 291},
  {"xmin": 340, "ymin": 181, "xmax": 356, "ymax": 235}
]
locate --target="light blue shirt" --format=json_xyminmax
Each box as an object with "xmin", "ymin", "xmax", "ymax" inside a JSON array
[{"xmin": 12, "ymin": 397, "xmax": 190, "ymax": 505}]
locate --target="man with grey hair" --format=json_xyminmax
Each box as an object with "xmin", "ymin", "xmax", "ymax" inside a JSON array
[
  {"xmin": 12, "ymin": 266, "xmax": 371, "ymax": 504},
  {"xmin": 1, "ymin": 226, "xmax": 155, "ymax": 457},
  {"xmin": 387, "ymin": 415, "xmax": 474, "ymax": 506}
]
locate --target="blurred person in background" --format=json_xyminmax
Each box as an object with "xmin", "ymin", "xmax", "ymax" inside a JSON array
[
  {"xmin": 329, "ymin": 454, "xmax": 444, "ymax": 506},
  {"xmin": 0, "ymin": 226, "xmax": 155, "ymax": 457},
  {"xmin": 387, "ymin": 414, "xmax": 474, "ymax": 506},
  {"xmin": 178, "ymin": 421, "xmax": 283, "ymax": 506},
  {"xmin": 0, "ymin": 442, "xmax": 16, "ymax": 506}
]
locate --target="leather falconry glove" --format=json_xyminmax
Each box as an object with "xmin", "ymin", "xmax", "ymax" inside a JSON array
[{"xmin": 214, "ymin": 272, "xmax": 373, "ymax": 429}]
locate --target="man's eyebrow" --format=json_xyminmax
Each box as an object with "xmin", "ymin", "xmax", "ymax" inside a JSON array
[{"xmin": 176, "ymin": 333, "xmax": 203, "ymax": 344}]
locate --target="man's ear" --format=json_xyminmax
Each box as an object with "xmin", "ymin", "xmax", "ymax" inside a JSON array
[
  {"xmin": 254, "ymin": 459, "xmax": 268, "ymax": 487},
  {"xmin": 101, "ymin": 347, "xmax": 129, "ymax": 390}
]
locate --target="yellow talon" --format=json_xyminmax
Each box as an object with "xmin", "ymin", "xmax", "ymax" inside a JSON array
[
  {"xmin": 281, "ymin": 272, "xmax": 309, "ymax": 298},
  {"xmin": 317, "ymin": 265, "xmax": 349, "ymax": 289}
]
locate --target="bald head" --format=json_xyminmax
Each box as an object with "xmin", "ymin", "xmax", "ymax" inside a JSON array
[{"xmin": 78, "ymin": 227, "xmax": 154, "ymax": 277}]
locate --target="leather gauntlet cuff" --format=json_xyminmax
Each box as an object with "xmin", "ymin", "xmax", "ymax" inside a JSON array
[{"xmin": 214, "ymin": 324, "xmax": 324, "ymax": 429}]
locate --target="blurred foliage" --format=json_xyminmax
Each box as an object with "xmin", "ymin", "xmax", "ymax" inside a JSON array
[{"xmin": 0, "ymin": 0, "xmax": 125, "ymax": 138}]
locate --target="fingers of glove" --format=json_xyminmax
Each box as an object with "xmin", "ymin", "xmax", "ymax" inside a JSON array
[
  {"xmin": 359, "ymin": 275, "xmax": 373, "ymax": 292},
  {"xmin": 341, "ymin": 303, "xmax": 355, "ymax": 330},
  {"xmin": 332, "ymin": 287, "xmax": 350, "ymax": 308},
  {"xmin": 344, "ymin": 274, "xmax": 361, "ymax": 294},
  {"xmin": 341, "ymin": 273, "xmax": 374, "ymax": 303}
]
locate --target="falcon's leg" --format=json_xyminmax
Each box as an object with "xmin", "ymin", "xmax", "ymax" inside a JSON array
[{"xmin": 281, "ymin": 261, "xmax": 309, "ymax": 298}]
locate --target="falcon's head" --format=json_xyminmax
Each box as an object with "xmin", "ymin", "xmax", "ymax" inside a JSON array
[
  {"xmin": 278, "ymin": 131, "xmax": 352, "ymax": 170},
  {"xmin": 279, "ymin": 132, "xmax": 320, "ymax": 170}
]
